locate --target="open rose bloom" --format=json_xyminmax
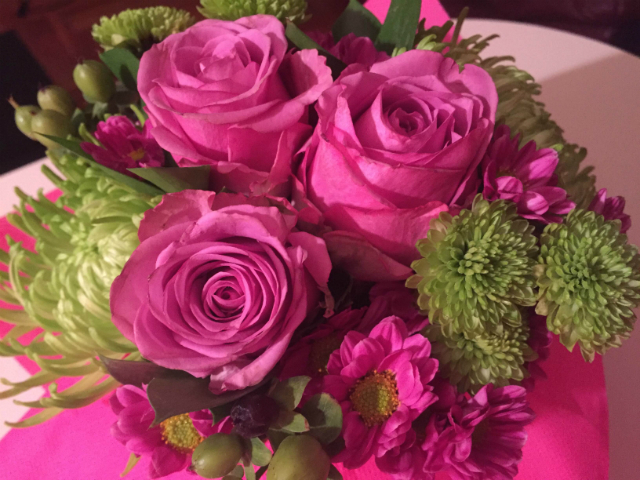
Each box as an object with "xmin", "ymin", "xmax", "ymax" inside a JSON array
[{"xmin": 4, "ymin": 3, "xmax": 633, "ymax": 480}]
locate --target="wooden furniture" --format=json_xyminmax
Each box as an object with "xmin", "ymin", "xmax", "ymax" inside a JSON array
[{"xmin": 0, "ymin": 0, "xmax": 200, "ymax": 103}]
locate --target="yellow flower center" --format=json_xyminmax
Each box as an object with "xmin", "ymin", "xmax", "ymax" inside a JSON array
[
  {"xmin": 309, "ymin": 334, "xmax": 344, "ymax": 375},
  {"xmin": 160, "ymin": 414, "xmax": 203, "ymax": 453},
  {"xmin": 349, "ymin": 370, "xmax": 400, "ymax": 427},
  {"xmin": 128, "ymin": 148, "xmax": 145, "ymax": 161}
]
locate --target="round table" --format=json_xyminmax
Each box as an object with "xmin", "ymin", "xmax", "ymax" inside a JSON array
[
  {"xmin": 1, "ymin": 18, "xmax": 639, "ymax": 480},
  {"xmin": 460, "ymin": 19, "xmax": 640, "ymax": 480}
]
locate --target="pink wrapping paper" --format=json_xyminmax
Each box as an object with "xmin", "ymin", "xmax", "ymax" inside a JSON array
[{"xmin": 0, "ymin": 1, "xmax": 609, "ymax": 478}]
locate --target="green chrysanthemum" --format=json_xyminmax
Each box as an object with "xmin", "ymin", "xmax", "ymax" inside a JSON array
[
  {"xmin": 92, "ymin": 7, "xmax": 196, "ymax": 50},
  {"xmin": 0, "ymin": 152, "xmax": 157, "ymax": 426},
  {"xmin": 425, "ymin": 319, "xmax": 537, "ymax": 394},
  {"xmin": 198, "ymin": 0, "xmax": 308, "ymax": 22},
  {"xmin": 413, "ymin": 11, "xmax": 597, "ymax": 208},
  {"xmin": 536, "ymin": 209, "xmax": 640, "ymax": 361},
  {"xmin": 407, "ymin": 196, "xmax": 539, "ymax": 337}
]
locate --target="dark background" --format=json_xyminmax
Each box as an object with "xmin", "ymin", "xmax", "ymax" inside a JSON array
[{"xmin": 1, "ymin": 0, "xmax": 638, "ymax": 175}]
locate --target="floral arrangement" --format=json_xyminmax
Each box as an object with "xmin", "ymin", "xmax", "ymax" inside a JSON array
[{"xmin": 2, "ymin": 1, "xmax": 638, "ymax": 479}]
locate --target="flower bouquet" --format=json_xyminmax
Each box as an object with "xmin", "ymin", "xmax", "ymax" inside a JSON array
[{"xmin": 2, "ymin": 0, "xmax": 637, "ymax": 479}]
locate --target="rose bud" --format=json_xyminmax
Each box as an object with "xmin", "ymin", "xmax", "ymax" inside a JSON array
[
  {"xmin": 31, "ymin": 110, "xmax": 72, "ymax": 149},
  {"xmin": 267, "ymin": 435, "xmax": 331, "ymax": 480},
  {"xmin": 73, "ymin": 60, "xmax": 115, "ymax": 103},
  {"xmin": 10, "ymin": 99, "xmax": 41, "ymax": 139},
  {"xmin": 230, "ymin": 395, "xmax": 281, "ymax": 438},
  {"xmin": 192, "ymin": 433, "xmax": 245, "ymax": 479},
  {"xmin": 37, "ymin": 85, "xmax": 75, "ymax": 117}
]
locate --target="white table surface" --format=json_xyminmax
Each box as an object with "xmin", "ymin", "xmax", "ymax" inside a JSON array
[{"xmin": 1, "ymin": 19, "xmax": 639, "ymax": 479}]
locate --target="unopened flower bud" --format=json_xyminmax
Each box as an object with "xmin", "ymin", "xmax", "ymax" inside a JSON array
[
  {"xmin": 192, "ymin": 433, "xmax": 244, "ymax": 479},
  {"xmin": 11, "ymin": 100, "xmax": 41, "ymax": 139},
  {"xmin": 230, "ymin": 395, "xmax": 281, "ymax": 438},
  {"xmin": 73, "ymin": 60, "xmax": 115, "ymax": 103},
  {"xmin": 267, "ymin": 435, "xmax": 331, "ymax": 480},
  {"xmin": 31, "ymin": 110, "xmax": 72, "ymax": 149},
  {"xmin": 37, "ymin": 85, "xmax": 75, "ymax": 117}
]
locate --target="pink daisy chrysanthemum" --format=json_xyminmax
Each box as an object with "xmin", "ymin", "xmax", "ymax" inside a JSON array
[
  {"xmin": 589, "ymin": 188, "xmax": 631, "ymax": 233},
  {"xmin": 481, "ymin": 125, "xmax": 574, "ymax": 223},
  {"xmin": 109, "ymin": 385, "xmax": 231, "ymax": 478},
  {"xmin": 324, "ymin": 316, "xmax": 439, "ymax": 470},
  {"xmin": 423, "ymin": 384, "xmax": 535, "ymax": 480},
  {"xmin": 81, "ymin": 116, "xmax": 164, "ymax": 176}
]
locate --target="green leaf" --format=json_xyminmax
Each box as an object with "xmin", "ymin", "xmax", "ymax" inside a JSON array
[
  {"xmin": 148, "ymin": 375, "xmax": 269, "ymax": 426},
  {"xmin": 333, "ymin": 0, "xmax": 382, "ymax": 42},
  {"xmin": 244, "ymin": 465, "xmax": 256, "ymax": 480},
  {"xmin": 274, "ymin": 411, "xmax": 310, "ymax": 433},
  {"xmin": 99, "ymin": 355, "xmax": 178, "ymax": 387},
  {"xmin": 328, "ymin": 465, "xmax": 344, "ymax": 480},
  {"xmin": 375, "ymin": 0, "xmax": 422, "ymax": 54},
  {"xmin": 250, "ymin": 437, "xmax": 273, "ymax": 467},
  {"xmin": 120, "ymin": 453, "xmax": 140, "ymax": 477},
  {"xmin": 222, "ymin": 465, "xmax": 244, "ymax": 479},
  {"xmin": 210, "ymin": 402, "xmax": 233, "ymax": 424},
  {"xmin": 128, "ymin": 166, "xmax": 211, "ymax": 193},
  {"xmin": 100, "ymin": 47, "xmax": 140, "ymax": 90},
  {"xmin": 267, "ymin": 429, "xmax": 291, "ymax": 451},
  {"xmin": 268, "ymin": 376, "xmax": 311, "ymax": 410},
  {"xmin": 301, "ymin": 393, "xmax": 343, "ymax": 445},
  {"xmin": 284, "ymin": 22, "xmax": 346, "ymax": 78},
  {"xmin": 40, "ymin": 134, "xmax": 163, "ymax": 196}
]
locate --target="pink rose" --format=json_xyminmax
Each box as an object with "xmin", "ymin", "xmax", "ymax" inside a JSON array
[
  {"xmin": 110, "ymin": 190, "xmax": 332, "ymax": 392},
  {"xmin": 138, "ymin": 16, "xmax": 332, "ymax": 196},
  {"xmin": 297, "ymin": 50, "xmax": 498, "ymax": 281}
]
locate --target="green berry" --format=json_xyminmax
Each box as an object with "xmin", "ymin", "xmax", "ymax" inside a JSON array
[
  {"xmin": 13, "ymin": 103, "xmax": 41, "ymax": 139},
  {"xmin": 31, "ymin": 110, "xmax": 72, "ymax": 149},
  {"xmin": 267, "ymin": 435, "xmax": 330, "ymax": 480},
  {"xmin": 37, "ymin": 85, "xmax": 75, "ymax": 117},
  {"xmin": 73, "ymin": 60, "xmax": 115, "ymax": 103},
  {"xmin": 191, "ymin": 433, "xmax": 244, "ymax": 479}
]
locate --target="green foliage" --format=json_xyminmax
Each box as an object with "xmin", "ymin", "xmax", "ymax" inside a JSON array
[
  {"xmin": 332, "ymin": 0, "xmax": 381, "ymax": 42},
  {"xmin": 375, "ymin": 0, "xmax": 421, "ymax": 54},
  {"xmin": 301, "ymin": 393, "xmax": 343, "ymax": 445},
  {"xmin": 268, "ymin": 376, "xmax": 310, "ymax": 411},
  {"xmin": 536, "ymin": 209, "xmax": 640, "ymax": 360}
]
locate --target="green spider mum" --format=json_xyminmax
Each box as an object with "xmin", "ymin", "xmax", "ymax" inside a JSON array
[
  {"xmin": 92, "ymin": 7, "xmax": 196, "ymax": 51},
  {"xmin": 0, "ymin": 152, "xmax": 157, "ymax": 426},
  {"xmin": 198, "ymin": 0, "xmax": 308, "ymax": 23},
  {"xmin": 407, "ymin": 196, "xmax": 539, "ymax": 337},
  {"xmin": 536, "ymin": 209, "xmax": 640, "ymax": 361},
  {"xmin": 425, "ymin": 319, "xmax": 537, "ymax": 394}
]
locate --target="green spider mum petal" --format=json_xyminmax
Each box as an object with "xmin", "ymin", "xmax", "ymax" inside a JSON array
[
  {"xmin": 198, "ymin": 0, "xmax": 308, "ymax": 23},
  {"xmin": 92, "ymin": 7, "xmax": 196, "ymax": 51},
  {"xmin": 536, "ymin": 209, "xmax": 640, "ymax": 361},
  {"xmin": 0, "ymin": 152, "xmax": 157, "ymax": 424},
  {"xmin": 424, "ymin": 318, "xmax": 537, "ymax": 394},
  {"xmin": 407, "ymin": 196, "xmax": 539, "ymax": 337}
]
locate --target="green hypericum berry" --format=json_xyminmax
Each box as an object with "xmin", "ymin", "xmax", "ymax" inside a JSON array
[
  {"xmin": 199, "ymin": 0, "xmax": 308, "ymax": 23},
  {"xmin": 267, "ymin": 435, "xmax": 331, "ymax": 480},
  {"xmin": 536, "ymin": 209, "xmax": 640, "ymax": 361},
  {"xmin": 31, "ymin": 110, "xmax": 72, "ymax": 149},
  {"xmin": 73, "ymin": 60, "xmax": 115, "ymax": 103},
  {"xmin": 192, "ymin": 433, "xmax": 245, "ymax": 479},
  {"xmin": 425, "ymin": 319, "xmax": 537, "ymax": 394},
  {"xmin": 408, "ymin": 196, "xmax": 539, "ymax": 337},
  {"xmin": 37, "ymin": 85, "xmax": 75, "ymax": 117},
  {"xmin": 11, "ymin": 99, "xmax": 41, "ymax": 139},
  {"xmin": 92, "ymin": 7, "xmax": 195, "ymax": 50}
]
